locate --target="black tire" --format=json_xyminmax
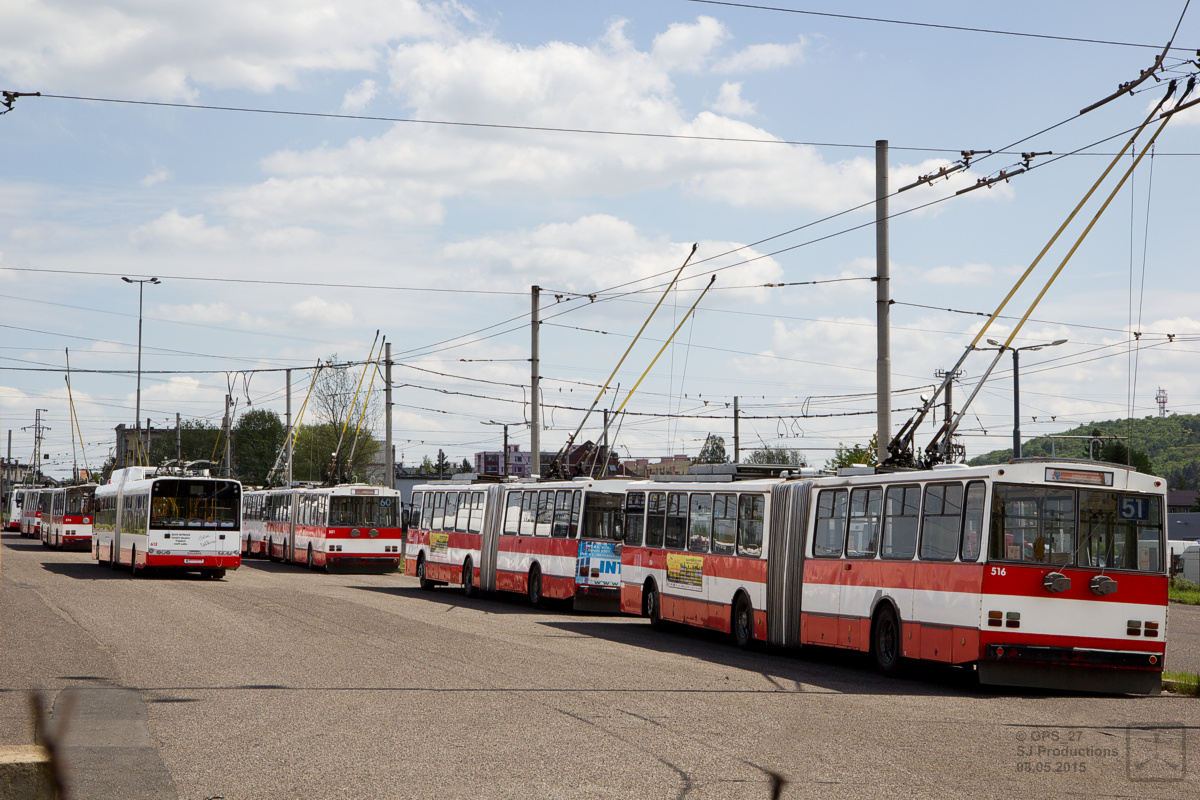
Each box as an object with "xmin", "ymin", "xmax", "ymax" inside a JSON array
[
  {"xmin": 732, "ymin": 594, "xmax": 755, "ymax": 650},
  {"xmin": 872, "ymin": 604, "xmax": 903, "ymax": 676},
  {"xmin": 130, "ymin": 546, "xmax": 140, "ymax": 578},
  {"xmin": 203, "ymin": 568, "xmax": 226, "ymax": 580},
  {"xmin": 528, "ymin": 565, "xmax": 543, "ymax": 607},
  {"xmin": 462, "ymin": 557, "xmax": 477, "ymax": 598},
  {"xmin": 108, "ymin": 542, "xmax": 119, "ymax": 570},
  {"xmin": 306, "ymin": 545, "xmax": 314, "ymax": 570},
  {"xmin": 417, "ymin": 556, "xmax": 435, "ymax": 591},
  {"xmin": 646, "ymin": 584, "xmax": 665, "ymax": 631}
]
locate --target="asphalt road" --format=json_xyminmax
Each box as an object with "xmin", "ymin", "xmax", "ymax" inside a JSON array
[{"xmin": 2, "ymin": 530, "xmax": 1197, "ymax": 800}]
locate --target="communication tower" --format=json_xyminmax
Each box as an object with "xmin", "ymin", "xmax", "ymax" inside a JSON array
[{"xmin": 1156, "ymin": 388, "xmax": 1169, "ymax": 417}]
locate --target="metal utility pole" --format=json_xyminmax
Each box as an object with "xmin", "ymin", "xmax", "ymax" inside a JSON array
[
  {"xmin": 875, "ymin": 140, "xmax": 892, "ymax": 464},
  {"xmin": 223, "ymin": 394, "xmax": 232, "ymax": 477},
  {"xmin": 24, "ymin": 410, "xmax": 49, "ymax": 482},
  {"xmin": 601, "ymin": 409, "xmax": 609, "ymax": 478},
  {"xmin": 121, "ymin": 276, "xmax": 160, "ymax": 464},
  {"xmin": 176, "ymin": 413, "xmax": 181, "ymax": 463},
  {"xmin": 384, "ymin": 342, "xmax": 393, "ymax": 489},
  {"xmin": 531, "ymin": 285, "xmax": 541, "ymax": 478},
  {"xmin": 285, "ymin": 369, "xmax": 293, "ymax": 487},
  {"xmin": 733, "ymin": 397, "xmax": 740, "ymax": 463}
]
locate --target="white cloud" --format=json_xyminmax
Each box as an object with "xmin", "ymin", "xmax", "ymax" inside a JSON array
[
  {"xmin": 140, "ymin": 167, "xmax": 172, "ymax": 187},
  {"xmin": 651, "ymin": 16, "xmax": 728, "ymax": 73},
  {"xmin": 154, "ymin": 302, "xmax": 272, "ymax": 330},
  {"xmin": 921, "ymin": 262, "xmax": 994, "ymax": 285},
  {"xmin": 713, "ymin": 39, "xmax": 805, "ymax": 73},
  {"xmin": 291, "ymin": 295, "xmax": 354, "ymax": 327},
  {"xmin": 711, "ymin": 82, "xmax": 754, "ymax": 117},
  {"xmin": 0, "ymin": 0, "xmax": 461, "ymax": 100},
  {"xmin": 342, "ymin": 78, "xmax": 378, "ymax": 111},
  {"xmin": 133, "ymin": 209, "xmax": 231, "ymax": 247}
]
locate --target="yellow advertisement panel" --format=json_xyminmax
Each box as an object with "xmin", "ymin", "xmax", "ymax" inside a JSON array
[
  {"xmin": 666, "ymin": 552, "xmax": 704, "ymax": 592},
  {"xmin": 430, "ymin": 531, "xmax": 450, "ymax": 557}
]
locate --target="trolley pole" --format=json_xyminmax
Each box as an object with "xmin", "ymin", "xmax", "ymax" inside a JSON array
[
  {"xmin": 531, "ymin": 285, "xmax": 541, "ymax": 478},
  {"xmin": 875, "ymin": 140, "xmax": 892, "ymax": 465},
  {"xmin": 176, "ymin": 413, "xmax": 181, "ymax": 464},
  {"xmin": 285, "ymin": 369, "xmax": 293, "ymax": 487},
  {"xmin": 223, "ymin": 394, "xmax": 232, "ymax": 478},
  {"xmin": 384, "ymin": 342, "xmax": 393, "ymax": 489}
]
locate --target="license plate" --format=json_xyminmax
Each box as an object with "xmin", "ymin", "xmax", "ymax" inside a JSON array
[{"xmin": 184, "ymin": 558, "xmax": 204, "ymax": 564}]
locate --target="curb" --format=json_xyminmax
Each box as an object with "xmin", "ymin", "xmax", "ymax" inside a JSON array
[{"xmin": 0, "ymin": 746, "xmax": 57, "ymax": 800}]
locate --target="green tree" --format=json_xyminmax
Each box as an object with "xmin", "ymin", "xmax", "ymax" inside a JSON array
[
  {"xmin": 745, "ymin": 446, "xmax": 806, "ymax": 467},
  {"xmin": 1098, "ymin": 441, "xmax": 1154, "ymax": 474},
  {"xmin": 456, "ymin": 458, "xmax": 474, "ymax": 474},
  {"xmin": 434, "ymin": 450, "xmax": 451, "ymax": 477},
  {"xmin": 419, "ymin": 455, "xmax": 435, "ymax": 475},
  {"xmin": 696, "ymin": 434, "xmax": 728, "ymax": 464},
  {"xmin": 147, "ymin": 419, "xmax": 221, "ymax": 469},
  {"xmin": 292, "ymin": 422, "xmax": 380, "ymax": 484},
  {"xmin": 825, "ymin": 435, "xmax": 879, "ymax": 470},
  {"xmin": 232, "ymin": 408, "xmax": 286, "ymax": 486}
]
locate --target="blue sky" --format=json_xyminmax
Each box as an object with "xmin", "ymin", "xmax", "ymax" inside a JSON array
[{"xmin": 2, "ymin": 0, "xmax": 1199, "ymax": 479}]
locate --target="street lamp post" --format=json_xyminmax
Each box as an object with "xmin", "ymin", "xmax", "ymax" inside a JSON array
[
  {"xmin": 482, "ymin": 420, "xmax": 511, "ymax": 476},
  {"xmin": 985, "ymin": 338, "xmax": 1067, "ymax": 459},
  {"xmin": 122, "ymin": 277, "xmax": 160, "ymax": 465}
]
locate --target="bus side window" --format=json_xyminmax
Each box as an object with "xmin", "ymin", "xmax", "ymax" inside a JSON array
[
  {"xmin": 846, "ymin": 487, "xmax": 881, "ymax": 558},
  {"xmin": 504, "ymin": 491, "xmax": 522, "ymax": 535},
  {"xmin": 737, "ymin": 494, "xmax": 764, "ymax": 557},
  {"xmin": 712, "ymin": 494, "xmax": 736, "ymax": 555},
  {"xmin": 664, "ymin": 493, "xmax": 688, "ymax": 549},
  {"xmin": 646, "ymin": 493, "xmax": 666, "ymax": 547},
  {"xmin": 536, "ymin": 490, "xmax": 553, "ymax": 537},
  {"xmin": 571, "ymin": 491, "xmax": 582, "ymax": 536},
  {"xmin": 409, "ymin": 492, "xmax": 423, "ymax": 532},
  {"xmin": 431, "ymin": 492, "xmax": 445, "ymax": 531},
  {"xmin": 469, "ymin": 492, "xmax": 485, "ymax": 535},
  {"xmin": 813, "ymin": 489, "xmax": 848, "ymax": 557},
  {"xmin": 919, "ymin": 483, "xmax": 962, "ymax": 561},
  {"xmin": 881, "ymin": 485, "xmax": 919, "ymax": 559},
  {"xmin": 624, "ymin": 492, "xmax": 646, "ymax": 546},
  {"xmin": 688, "ymin": 493, "xmax": 712, "ymax": 553},
  {"xmin": 961, "ymin": 482, "xmax": 985, "ymax": 561},
  {"xmin": 520, "ymin": 491, "xmax": 537, "ymax": 536},
  {"xmin": 552, "ymin": 490, "xmax": 572, "ymax": 538},
  {"xmin": 444, "ymin": 492, "xmax": 459, "ymax": 532}
]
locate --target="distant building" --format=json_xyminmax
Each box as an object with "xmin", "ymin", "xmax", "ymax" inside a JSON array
[
  {"xmin": 113, "ymin": 424, "xmax": 170, "ymax": 471},
  {"xmin": 1167, "ymin": 489, "xmax": 1198, "ymax": 513},
  {"xmin": 474, "ymin": 444, "xmax": 542, "ymax": 477},
  {"xmin": 622, "ymin": 454, "xmax": 693, "ymax": 477}
]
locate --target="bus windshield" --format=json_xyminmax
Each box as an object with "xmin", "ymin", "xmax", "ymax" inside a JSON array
[
  {"xmin": 150, "ymin": 480, "xmax": 241, "ymax": 530},
  {"xmin": 989, "ymin": 484, "xmax": 1163, "ymax": 572},
  {"xmin": 329, "ymin": 496, "xmax": 397, "ymax": 528}
]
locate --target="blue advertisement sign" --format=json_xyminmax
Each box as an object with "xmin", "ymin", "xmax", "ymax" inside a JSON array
[{"xmin": 577, "ymin": 540, "xmax": 621, "ymax": 587}]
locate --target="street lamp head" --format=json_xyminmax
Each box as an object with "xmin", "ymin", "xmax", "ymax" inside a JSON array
[
  {"xmin": 150, "ymin": 277, "xmax": 160, "ymax": 284},
  {"xmin": 1050, "ymin": 338, "xmax": 1067, "ymax": 347},
  {"xmin": 121, "ymin": 277, "xmax": 133, "ymax": 283},
  {"xmin": 985, "ymin": 339, "xmax": 1002, "ymax": 348}
]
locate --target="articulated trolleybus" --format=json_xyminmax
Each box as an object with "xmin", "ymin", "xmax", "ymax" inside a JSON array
[
  {"xmin": 620, "ymin": 459, "xmax": 1168, "ymax": 694},
  {"xmin": 19, "ymin": 487, "xmax": 43, "ymax": 538},
  {"xmin": 93, "ymin": 466, "xmax": 242, "ymax": 579},
  {"xmin": 406, "ymin": 477, "xmax": 628, "ymax": 607},
  {"xmin": 41, "ymin": 484, "xmax": 98, "ymax": 550},
  {"xmin": 244, "ymin": 484, "xmax": 403, "ymax": 571}
]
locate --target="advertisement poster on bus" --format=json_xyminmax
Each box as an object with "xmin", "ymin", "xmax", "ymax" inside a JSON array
[
  {"xmin": 430, "ymin": 531, "xmax": 450, "ymax": 557},
  {"xmin": 576, "ymin": 540, "xmax": 621, "ymax": 587},
  {"xmin": 666, "ymin": 553, "xmax": 703, "ymax": 591}
]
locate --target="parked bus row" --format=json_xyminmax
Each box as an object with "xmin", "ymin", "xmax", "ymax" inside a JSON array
[{"xmin": 404, "ymin": 459, "xmax": 1170, "ymax": 695}]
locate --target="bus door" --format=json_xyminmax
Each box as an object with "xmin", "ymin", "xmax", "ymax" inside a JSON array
[
  {"xmin": 766, "ymin": 481, "xmax": 810, "ymax": 648},
  {"xmin": 478, "ymin": 484, "xmax": 505, "ymax": 592},
  {"xmin": 286, "ymin": 492, "xmax": 298, "ymax": 562}
]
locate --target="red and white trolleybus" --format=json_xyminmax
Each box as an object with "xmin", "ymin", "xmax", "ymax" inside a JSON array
[
  {"xmin": 92, "ymin": 466, "xmax": 242, "ymax": 579},
  {"xmin": 620, "ymin": 459, "xmax": 1168, "ymax": 694},
  {"xmin": 406, "ymin": 477, "xmax": 628, "ymax": 607},
  {"xmin": 41, "ymin": 483, "xmax": 98, "ymax": 550},
  {"xmin": 256, "ymin": 484, "xmax": 403, "ymax": 572},
  {"xmin": 4, "ymin": 488, "xmax": 21, "ymax": 532}
]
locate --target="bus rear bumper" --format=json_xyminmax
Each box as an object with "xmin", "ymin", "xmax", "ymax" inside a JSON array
[
  {"xmin": 147, "ymin": 554, "xmax": 242, "ymax": 570},
  {"xmin": 979, "ymin": 643, "xmax": 1163, "ymax": 695}
]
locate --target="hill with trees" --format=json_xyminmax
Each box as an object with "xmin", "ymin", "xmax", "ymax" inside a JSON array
[{"xmin": 967, "ymin": 413, "xmax": 1200, "ymax": 489}]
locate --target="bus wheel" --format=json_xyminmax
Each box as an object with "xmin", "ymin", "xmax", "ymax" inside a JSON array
[
  {"xmin": 872, "ymin": 605, "xmax": 903, "ymax": 676},
  {"xmin": 732, "ymin": 594, "xmax": 755, "ymax": 650},
  {"xmin": 130, "ymin": 547, "xmax": 140, "ymax": 578},
  {"xmin": 306, "ymin": 545, "xmax": 314, "ymax": 570},
  {"xmin": 203, "ymin": 569, "xmax": 226, "ymax": 580},
  {"xmin": 528, "ymin": 565, "xmax": 543, "ymax": 608},
  {"xmin": 646, "ymin": 585, "xmax": 666, "ymax": 631},
  {"xmin": 108, "ymin": 543, "xmax": 118, "ymax": 570},
  {"xmin": 462, "ymin": 557, "xmax": 477, "ymax": 598},
  {"xmin": 417, "ymin": 556, "xmax": 435, "ymax": 591}
]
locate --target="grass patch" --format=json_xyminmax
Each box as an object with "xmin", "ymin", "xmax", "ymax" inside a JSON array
[
  {"xmin": 1169, "ymin": 578, "xmax": 1200, "ymax": 605},
  {"xmin": 1163, "ymin": 671, "xmax": 1200, "ymax": 696}
]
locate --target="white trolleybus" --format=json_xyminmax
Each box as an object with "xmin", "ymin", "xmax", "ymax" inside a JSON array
[
  {"xmin": 92, "ymin": 466, "xmax": 242, "ymax": 579},
  {"xmin": 4, "ymin": 488, "xmax": 22, "ymax": 532},
  {"xmin": 245, "ymin": 484, "xmax": 403, "ymax": 572},
  {"xmin": 619, "ymin": 459, "xmax": 1168, "ymax": 694},
  {"xmin": 41, "ymin": 483, "xmax": 98, "ymax": 550},
  {"xmin": 406, "ymin": 477, "xmax": 628, "ymax": 608},
  {"xmin": 20, "ymin": 487, "xmax": 44, "ymax": 538}
]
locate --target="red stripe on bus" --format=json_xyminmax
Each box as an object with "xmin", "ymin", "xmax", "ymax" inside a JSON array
[{"xmin": 980, "ymin": 565, "xmax": 1166, "ymax": 605}]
